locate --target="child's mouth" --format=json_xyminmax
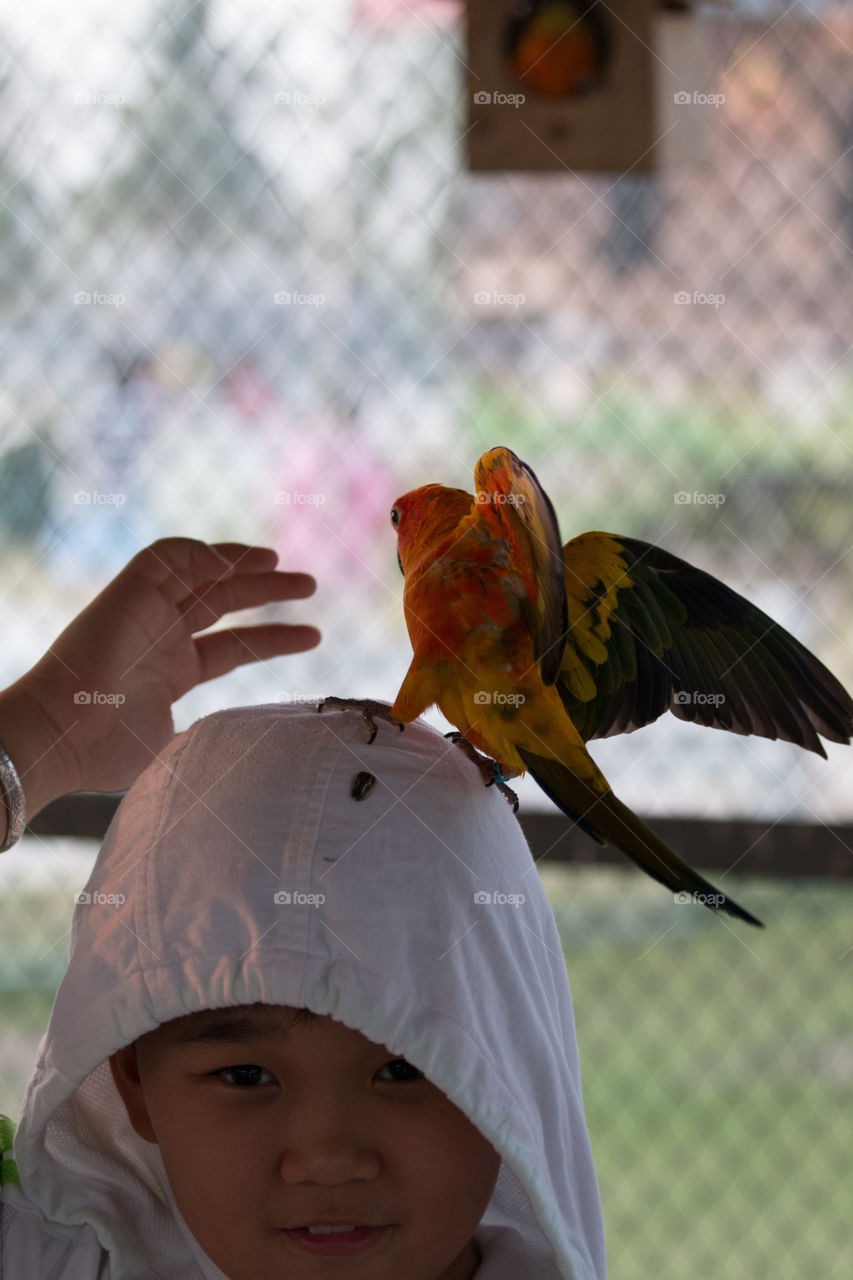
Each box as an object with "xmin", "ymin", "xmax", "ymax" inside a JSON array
[{"xmin": 282, "ymin": 1224, "xmax": 393, "ymax": 1255}]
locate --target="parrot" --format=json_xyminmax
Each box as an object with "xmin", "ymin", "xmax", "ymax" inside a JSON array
[{"xmin": 384, "ymin": 446, "xmax": 853, "ymax": 927}]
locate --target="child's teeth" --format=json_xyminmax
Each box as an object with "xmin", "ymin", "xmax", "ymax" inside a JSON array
[{"xmin": 307, "ymin": 1225, "xmax": 358, "ymax": 1235}]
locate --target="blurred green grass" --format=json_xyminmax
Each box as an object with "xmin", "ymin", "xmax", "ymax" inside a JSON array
[
  {"xmin": 544, "ymin": 866, "xmax": 853, "ymax": 1280},
  {"xmin": 2, "ymin": 864, "xmax": 851, "ymax": 1278}
]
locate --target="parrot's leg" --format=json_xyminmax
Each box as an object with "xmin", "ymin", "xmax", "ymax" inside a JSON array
[
  {"xmin": 444, "ymin": 732, "xmax": 520, "ymax": 813},
  {"xmin": 318, "ymin": 697, "xmax": 404, "ymax": 745}
]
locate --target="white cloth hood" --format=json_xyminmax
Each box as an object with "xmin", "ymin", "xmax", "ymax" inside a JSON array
[{"xmin": 8, "ymin": 702, "xmax": 605, "ymax": 1279}]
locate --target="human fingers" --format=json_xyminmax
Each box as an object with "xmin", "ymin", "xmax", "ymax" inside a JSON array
[
  {"xmin": 120, "ymin": 538, "xmax": 235, "ymax": 606},
  {"xmin": 193, "ymin": 624, "xmax": 322, "ymax": 683},
  {"xmin": 209, "ymin": 543, "xmax": 281, "ymax": 573},
  {"xmin": 178, "ymin": 571, "xmax": 317, "ymax": 634}
]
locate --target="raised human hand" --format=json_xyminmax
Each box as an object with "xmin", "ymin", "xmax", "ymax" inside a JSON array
[{"xmin": 0, "ymin": 538, "xmax": 320, "ymax": 824}]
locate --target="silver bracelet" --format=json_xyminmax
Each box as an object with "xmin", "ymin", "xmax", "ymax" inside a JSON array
[{"xmin": 0, "ymin": 745, "xmax": 26, "ymax": 852}]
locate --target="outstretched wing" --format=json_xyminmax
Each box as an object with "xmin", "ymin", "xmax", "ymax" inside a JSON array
[
  {"xmin": 557, "ymin": 532, "xmax": 853, "ymax": 756},
  {"xmin": 474, "ymin": 446, "xmax": 568, "ymax": 685}
]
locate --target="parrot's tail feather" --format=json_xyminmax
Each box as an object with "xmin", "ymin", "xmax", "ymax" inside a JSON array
[{"xmin": 518, "ymin": 750, "xmax": 763, "ymax": 927}]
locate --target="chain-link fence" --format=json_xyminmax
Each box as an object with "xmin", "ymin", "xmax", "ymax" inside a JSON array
[{"xmin": 1, "ymin": 1, "xmax": 852, "ymax": 1276}]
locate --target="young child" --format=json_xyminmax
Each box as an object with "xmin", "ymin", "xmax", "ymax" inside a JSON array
[{"xmin": 0, "ymin": 542, "xmax": 605, "ymax": 1278}]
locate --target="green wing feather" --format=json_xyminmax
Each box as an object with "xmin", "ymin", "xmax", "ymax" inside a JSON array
[{"xmin": 558, "ymin": 533, "xmax": 853, "ymax": 755}]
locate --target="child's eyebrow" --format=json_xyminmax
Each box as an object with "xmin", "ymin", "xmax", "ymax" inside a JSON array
[{"xmin": 171, "ymin": 1009, "xmax": 300, "ymax": 1043}]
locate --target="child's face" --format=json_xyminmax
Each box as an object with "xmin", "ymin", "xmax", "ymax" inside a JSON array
[{"xmin": 110, "ymin": 1005, "xmax": 500, "ymax": 1280}]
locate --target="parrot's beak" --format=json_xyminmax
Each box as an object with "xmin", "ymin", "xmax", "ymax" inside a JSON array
[{"xmin": 397, "ymin": 549, "xmax": 404, "ymax": 577}]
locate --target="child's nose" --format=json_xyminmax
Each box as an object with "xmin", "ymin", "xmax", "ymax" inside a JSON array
[{"xmin": 277, "ymin": 1104, "xmax": 381, "ymax": 1185}]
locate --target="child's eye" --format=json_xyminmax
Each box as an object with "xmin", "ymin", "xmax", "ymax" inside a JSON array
[
  {"xmin": 215, "ymin": 1064, "xmax": 275, "ymax": 1088},
  {"xmin": 375, "ymin": 1058, "xmax": 424, "ymax": 1083}
]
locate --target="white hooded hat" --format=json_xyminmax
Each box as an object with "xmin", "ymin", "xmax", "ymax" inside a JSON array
[{"xmin": 6, "ymin": 702, "xmax": 606, "ymax": 1279}]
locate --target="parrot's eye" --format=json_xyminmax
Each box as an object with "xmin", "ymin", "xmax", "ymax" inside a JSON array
[{"xmin": 390, "ymin": 506, "xmax": 401, "ymax": 528}]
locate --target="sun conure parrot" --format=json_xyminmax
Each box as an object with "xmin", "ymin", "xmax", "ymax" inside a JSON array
[{"xmin": 386, "ymin": 446, "xmax": 853, "ymax": 927}]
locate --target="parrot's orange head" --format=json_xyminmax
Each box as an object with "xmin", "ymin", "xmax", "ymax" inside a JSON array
[{"xmin": 390, "ymin": 484, "xmax": 473, "ymax": 576}]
